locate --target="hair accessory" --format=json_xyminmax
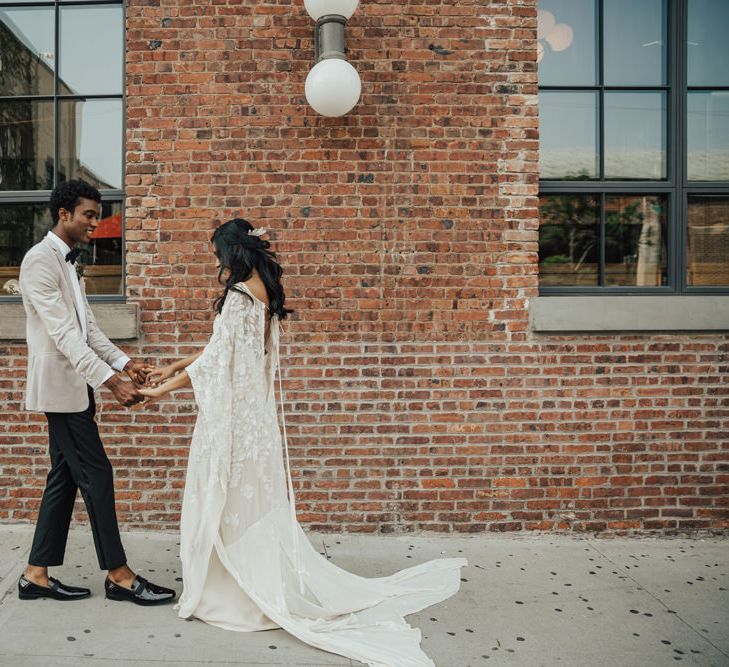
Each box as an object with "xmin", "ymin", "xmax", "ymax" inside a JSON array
[{"xmin": 248, "ymin": 227, "xmax": 267, "ymax": 237}]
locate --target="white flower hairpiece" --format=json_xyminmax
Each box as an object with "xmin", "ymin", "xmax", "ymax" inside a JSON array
[{"xmin": 248, "ymin": 227, "xmax": 267, "ymax": 237}]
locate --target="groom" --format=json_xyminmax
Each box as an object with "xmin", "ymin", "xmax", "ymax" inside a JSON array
[{"xmin": 17, "ymin": 179, "xmax": 175, "ymax": 606}]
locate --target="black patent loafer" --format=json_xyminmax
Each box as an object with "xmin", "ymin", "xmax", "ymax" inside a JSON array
[
  {"xmin": 104, "ymin": 575, "xmax": 176, "ymax": 606},
  {"xmin": 18, "ymin": 575, "xmax": 90, "ymax": 601}
]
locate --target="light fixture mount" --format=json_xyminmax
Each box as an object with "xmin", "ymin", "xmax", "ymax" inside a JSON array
[
  {"xmin": 303, "ymin": 0, "xmax": 362, "ymax": 117},
  {"xmin": 315, "ymin": 15, "xmax": 347, "ymax": 62}
]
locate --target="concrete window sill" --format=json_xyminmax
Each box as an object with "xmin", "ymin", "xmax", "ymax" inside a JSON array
[
  {"xmin": 0, "ymin": 302, "xmax": 139, "ymax": 341},
  {"xmin": 530, "ymin": 296, "xmax": 729, "ymax": 333}
]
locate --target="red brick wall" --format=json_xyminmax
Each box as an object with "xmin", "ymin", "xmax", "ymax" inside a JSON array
[{"xmin": 1, "ymin": 0, "xmax": 727, "ymax": 534}]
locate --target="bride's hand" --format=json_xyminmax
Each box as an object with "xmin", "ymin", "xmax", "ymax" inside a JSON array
[
  {"xmin": 138, "ymin": 386, "xmax": 165, "ymax": 404},
  {"xmin": 146, "ymin": 364, "xmax": 176, "ymax": 386}
]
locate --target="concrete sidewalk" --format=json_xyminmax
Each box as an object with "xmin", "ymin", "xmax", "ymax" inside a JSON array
[{"xmin": 0, "ymin": 526, "xmax": 726, "ymax": 666}]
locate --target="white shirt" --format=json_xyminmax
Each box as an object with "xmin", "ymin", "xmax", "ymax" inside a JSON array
[{"xmin": 46, "ymin": 231, "xmax": 129, "ymax": 382}]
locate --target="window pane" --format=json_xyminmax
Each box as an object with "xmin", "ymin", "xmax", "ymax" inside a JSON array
[
  {"xmin": 537, "ymin": 0, "xmax": 597, "ymax": 86},
  {"xmin": 58, "ymin": 99, "xmax": 122, "ymax": 190},
  {"xmin": 83, "ymin": 200, "xmax": 123, "ymax": 296},
  {"xmin": 539, "ymin": 91, "xmax": 598, "ymax": 180},
  {"xmin": 0, "ymin": 202, "xmax": 52, "ymax": 293},
  {"xmin": 687, "ymin": 92, "xmax": 729, "ymax": 181},
  {"xmin": 604, "ymin": 92, "xmax": 666, "ymax": 180},
  {"xmin": 0, "ymin": 7, "xmax": 55, "ymax": 96},
  {"xmin": 605, "ymin": 195, "xmax": 667, "ymax": 287},
  {"xmin": 0, "ymin": 100, "xmax": 54, "ymax": 191},
  {"xmin": 604, "ymin": 0, "xmax": 666, "ymax": 86},
  {"xmin": 687, "ymin": 196, "xmax": 729, "ymax": 287},
  {"xmin": 538, "ymin": 194, "xmax": 600, "ymax": 286},
  {"xmin": 59, "ymin": 5, "xmax": 123, "ymax": 96},
  {"xmin": 688, "ymin": 0, "xmax": 729, "ymax": 86}
]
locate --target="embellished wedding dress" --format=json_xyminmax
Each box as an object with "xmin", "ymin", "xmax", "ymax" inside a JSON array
[{"xmin": 177, "ymin": 283, "xmax": 467, "ymax": 667}]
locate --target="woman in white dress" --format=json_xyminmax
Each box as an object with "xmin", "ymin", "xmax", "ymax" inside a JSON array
[{"xmin": 140, "ymin": 218, "xmax": 467, "ymax": 667}]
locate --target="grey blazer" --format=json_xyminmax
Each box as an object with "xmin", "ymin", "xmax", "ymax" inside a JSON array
[{"xmin": 19, "ymin": 236, "xmax": 123, "ymax": 413}]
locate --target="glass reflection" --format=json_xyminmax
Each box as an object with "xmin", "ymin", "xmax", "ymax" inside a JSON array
[
  {"xmin": 83, "ymin": 200, "xmax": 123, "ymax": 295},
  {"xmin": 0, "ymin": 201, "xmax": 122, "ymax": 296},
  {"xmin": 538, "ymin": 194, "xmax": 600, "ymax": 286},
  {"xmin": 0, "ymin": 203, "xmax": 52, "ymax": 293},
  {"xmin": 539, "ymin": 91, "xmax": 599, "ymax": 180},
  {"xmin": 688, "ymin": 0, "xmax": 729, "ymax": 86},
  {"xmin": 687, "ymin": 92, "xmax": 729, "ymax": 181},
  {"xmin": 58, "ymin": 99, "xmax": 122, "ymax": 190},
  {"xmin": 59, "ymin": 5, "xmax": 123, "ymax": 96},
  {"xmin": 604, "ymin": 195, "xmax": 667, "ymax": 287},
  {"xmin": 0, "ymin": 100, "xmax": 54, "ymax": 191},
  {"xmin": 537, "ymin": 0, "xmax": 597, "ymax": 86},
  {"xmin": 604, "ymin": 92, "xmax": 666, "ymax": 180},
  {"xmin": 0, "ymin": 7, "xmax": 55, "ymax": 96},
  {"xmin": 604, "ymin": 0, "xmax": 666, "ymax": 86},
  {"xmin": 687, "ymin": 196, "xmax": 729, "ymax": 287}
]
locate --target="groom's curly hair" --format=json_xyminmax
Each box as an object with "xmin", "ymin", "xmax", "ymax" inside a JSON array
[{"xmin": 50, "ymin": 179, "xmax": 102, "ymax": 224}]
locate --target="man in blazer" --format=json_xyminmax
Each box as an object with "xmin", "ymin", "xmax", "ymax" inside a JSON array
[{"xmin": 17, "ymin": 179, "xmax": 175, "ymax": 606}]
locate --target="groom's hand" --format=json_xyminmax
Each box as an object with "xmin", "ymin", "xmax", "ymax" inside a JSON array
[
  {"xmin": 104, "ymin": 374, "xmax": 143, "ymax": 407},
  {"xmin": 123, "ymin": 359, "xmax": 154, "ymax": 385}
]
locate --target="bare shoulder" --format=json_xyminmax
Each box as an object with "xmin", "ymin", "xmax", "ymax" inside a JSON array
[{"xmin": 241, "ymin": 277, "xmax": 269, "ymax": 309}]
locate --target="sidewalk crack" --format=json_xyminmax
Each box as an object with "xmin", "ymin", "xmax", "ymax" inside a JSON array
[{"xmin": 586, "ymin": 539, "xmax": 729, "ymax": 661}]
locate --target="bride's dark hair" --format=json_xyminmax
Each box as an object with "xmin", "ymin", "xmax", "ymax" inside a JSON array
[{"xmin": 211, "ymin": 218, "xmax": 292, "ymax": 320}]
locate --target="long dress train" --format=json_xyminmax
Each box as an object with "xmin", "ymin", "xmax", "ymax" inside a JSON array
[{"xmin": 177, "ymin": 283, "xmax": 467, "ymax": 667}]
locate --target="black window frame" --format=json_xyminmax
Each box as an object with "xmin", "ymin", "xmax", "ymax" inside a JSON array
[
  {"xmin": 538, "ymin": 0, "xmax": 729, "ymax": 296},
  {"xmin": 0, "ymin": 0, "xmax": 126, "ymax": 303}
]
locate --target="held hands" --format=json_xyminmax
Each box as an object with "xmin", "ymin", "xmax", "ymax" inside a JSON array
[
  {"xmin": 137, "ymin": 364, "xmax": 178, "ymax": 404},
  {"xmin": 103, "ymin": 373, "xmax": 143, "ymax": 407},
  {"xmin": 146, "ymin": 364, "xmax": 177, "ymax": 387},
  {"xmin": 116, "ymin": 356, "xmax": 195, "ymax": 406},
  {"xmin": 124, "ymin": 359, "xmax": 154, "ymax": 385},
  {"xmin": 139, "ymin": 368, "xmax": 191, "ymax": 404},
  {"xmin": 138, "ymin": 384, "xmax": 164, "ymax": 403},
  {"xmin": 104, "ymin": 359, "xmax": 159, "ymax": 407}
]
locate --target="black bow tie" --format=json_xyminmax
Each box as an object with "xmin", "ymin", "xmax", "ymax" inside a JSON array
[{"xmin": 65, "ymin": 247, "xmax": 82, "ymax": 264}]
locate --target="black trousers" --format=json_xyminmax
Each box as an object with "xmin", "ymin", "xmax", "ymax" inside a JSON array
[{"xmin": 28, "ymin": 386, "xmax": 127, "ymax": 571}]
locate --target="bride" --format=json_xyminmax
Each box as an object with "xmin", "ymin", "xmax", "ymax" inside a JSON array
[{"xmin": 140, "ymin": 218, "xmax": 466, "ymax": 667}]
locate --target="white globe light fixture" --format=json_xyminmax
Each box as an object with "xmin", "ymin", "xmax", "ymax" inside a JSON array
[
  {"xmin": 536, "ymin": 9, "xmax": 555, "ymax": 40},
  {"xmin": 305, "ymin": 59, "xmax": 361, "ymax": 117},
  {"xmin": 545, "ymin": 23, "xmax": 574, "ymax": 52},
  {"xmin": 304, "ymin": 0, "xmax": 359, "ymax": 21},
  {"xmin": 303, "ymin": 0, "xmax": 361, "ymax": 117}
]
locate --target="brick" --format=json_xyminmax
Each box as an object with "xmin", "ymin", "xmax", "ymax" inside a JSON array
[{"xmin": 0, "ymin": 0, "xmax": 725, "ymax": 537}]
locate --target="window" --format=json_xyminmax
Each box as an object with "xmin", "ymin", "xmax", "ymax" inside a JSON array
[
  {"xmin": 537, "ymin": 0, "xmax": 729, "ymax": 294},
  {"xmin": 0, "ymin": 1, "xmax": 124, "ymax": 298}
]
